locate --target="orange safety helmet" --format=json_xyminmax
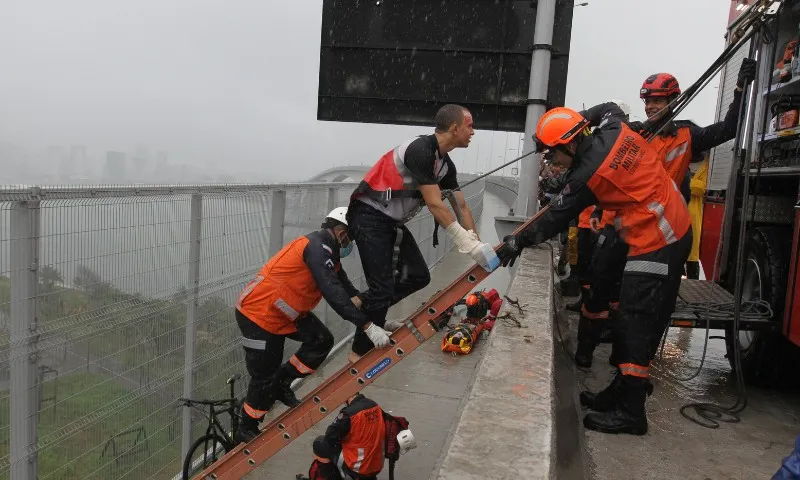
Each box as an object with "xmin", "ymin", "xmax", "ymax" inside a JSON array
[
  {"xmin": 640, "ymin": 73, "xmax": 681, "ymax": 99},
  {"xmin": 535, "ymin": 107, "xmax": 590, "ymax": 149}
]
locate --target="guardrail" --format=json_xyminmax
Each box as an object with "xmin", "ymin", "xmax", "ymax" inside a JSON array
[{"xmin": 0, "ymin": 179, "xmax": 484, "ymax": 480}]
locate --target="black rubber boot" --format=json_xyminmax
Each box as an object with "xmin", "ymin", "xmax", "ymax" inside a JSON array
[
  {"xmin": 275, "ymin": 378, "xmax": 301, "ymax": 408},
  {"xmin": 273, "ymin": 365, "xmax": 302, "ymax": 408},
  {"xmin": 235, "ymin": 407, "xmax": 262, "ymax": 444},
  {"xmin": 583, "ymin": 376, "xmax": 648, "ymax": 435},
  {"xmin": 560, "ymin": 274, "xmax": 580, "ymax": 297},
  {"xmin": 580, "ymin": 369, "xmax": 622, "ymax": 412},
  {"xmin": 686, "ymin": 261, "xmax": 700, "ymax": 280},
  {"xmin": 574, "ymin": 314, "xmax": 599, "ymax": 368},
  {"xmin": 581, "ymin": 371, "xmax": 654, "ymax": 412},
  {"xmin": 566, "ymin": 286, "xmax": 589, "ymax": 312}
]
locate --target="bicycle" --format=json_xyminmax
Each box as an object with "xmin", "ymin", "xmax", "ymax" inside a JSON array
[{"xmin": 179, "ymin": 374, "xmax": 242, "ymax": 480}]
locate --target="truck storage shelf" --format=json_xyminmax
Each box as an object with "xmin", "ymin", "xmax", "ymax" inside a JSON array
[
  {"xmin": 741, "ymin": 165, "xmax": 800, "ymax": 176},
  {"xmin": 757, "ymin": 126, "xmax": 800, "ymax": 142},
  {"xmin": 763, "ymin": 74, "xmax": 800, "ymax": 97},
  {"xmin": 671, "ymin": 279, "xmax": 777, "ymax": 332}
]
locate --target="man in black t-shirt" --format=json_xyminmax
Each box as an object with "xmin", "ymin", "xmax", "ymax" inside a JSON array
[{"xmin": 347, "ymin": 104, "xmax": 500, "ymax": 358}]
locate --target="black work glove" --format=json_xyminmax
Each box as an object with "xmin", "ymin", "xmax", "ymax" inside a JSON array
[
  {"xmin": 737, "ymin": 58, "xmax": 757, "ymax": 89},
  {"xmin": 496, "ymin": 235, "xmax": 523, "ymax": 268}
]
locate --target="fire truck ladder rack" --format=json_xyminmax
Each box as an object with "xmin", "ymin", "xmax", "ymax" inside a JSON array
[
  {"xmin": 193, "ymin": 207, "xmax": 551, "ymax": 480},
  {"xmin": 669, "ymin": 279, "xmax": 777, "ymax": 331}
]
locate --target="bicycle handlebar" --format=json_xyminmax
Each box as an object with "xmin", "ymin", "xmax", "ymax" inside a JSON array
[
  {"xmin": 179, "ymin": 397, "xmax": 236, "ymax": 407},
  {"xmin": 178, "ymin": 373, "xmax": 242, "ymax": 408}
]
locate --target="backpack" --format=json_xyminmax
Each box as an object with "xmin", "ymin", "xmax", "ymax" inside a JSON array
[{"xmin": 302, "ymin": 412, "xmax": 410, "ymax": 480}]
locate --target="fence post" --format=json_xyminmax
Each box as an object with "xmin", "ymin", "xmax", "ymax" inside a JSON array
[
  {"xmin": 269, "ymin": 190, "xmax": 286, "ymax": 257},
  {"xmin": 10, "ymin": 199, "xmax": 40, "ymax": 480},
  {"xmin": 181, "ymin": 193, "xmax": 203, "ymax": 461},
  {"xmin": 327, "ymin": 187, "xmax": 337, "ymax": 213}
]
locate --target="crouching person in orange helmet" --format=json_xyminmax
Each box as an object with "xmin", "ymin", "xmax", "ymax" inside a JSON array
[
  {"xmin": 496, "ymin": 104, "xmax": 692, "ymax": 435},
  {"xmin": 234, "ymin": 207, "xmax": 393, "ymax": 444}
]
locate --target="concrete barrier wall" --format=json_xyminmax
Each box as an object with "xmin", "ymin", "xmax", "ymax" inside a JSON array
[
  {"xmin": 434, "ymin": 246, "xmax": 558, "ymax": 479},
  {"xmin": 484, "ymin": 176, "xmax": 519, "ymax": 211}
]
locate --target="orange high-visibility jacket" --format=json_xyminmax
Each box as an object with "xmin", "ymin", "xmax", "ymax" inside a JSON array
[{"xmin": 236, "ymin": 230, "xmax": 366, "ymax": 335}]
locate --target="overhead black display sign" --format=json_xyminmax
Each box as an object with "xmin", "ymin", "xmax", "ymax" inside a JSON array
[{"xmin": 317, "ymin": 0, "xmax": 575, "ymax": 132}]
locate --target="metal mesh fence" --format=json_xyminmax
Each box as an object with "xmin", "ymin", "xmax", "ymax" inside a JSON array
[{"xmin": 0, "ymin": 179, "xmax": 485, "ymax": 480}]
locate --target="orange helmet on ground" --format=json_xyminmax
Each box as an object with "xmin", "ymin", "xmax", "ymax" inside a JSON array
[{"xmin": 535, "ymin": 107, "xmax": 590, "ymax": 148}]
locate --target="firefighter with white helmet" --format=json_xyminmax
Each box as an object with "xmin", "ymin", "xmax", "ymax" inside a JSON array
[{"xmin": 234, "ymin": 206, "xmax": 388, "ymax": 444}]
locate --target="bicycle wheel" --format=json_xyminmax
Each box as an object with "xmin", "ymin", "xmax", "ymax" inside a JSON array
[{"xmin": 182, "ymin": 433, "xmax": 232, "ymax": 480}]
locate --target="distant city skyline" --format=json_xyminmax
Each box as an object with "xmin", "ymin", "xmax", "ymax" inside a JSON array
[{"xmin": 1, "ymin": 140, "xmax": 241, "ymax": 185}]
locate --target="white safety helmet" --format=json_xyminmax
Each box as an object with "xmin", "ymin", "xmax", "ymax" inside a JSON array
[
  {"xmin": 610, "ymin": 98, "xmax": 631, "ymax": 117},
  {"xmin": 325, "ymin": 206, "xmax": 348, "ymax": 226},
  {"xmin": 396, "ymin": 429, "xmax": 417, "ymax": 455}
]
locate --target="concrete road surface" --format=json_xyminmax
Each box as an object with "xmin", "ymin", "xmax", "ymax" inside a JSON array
[{"xmin": 246, "ymin": 192, "xmax": 513, "ymax": 479}]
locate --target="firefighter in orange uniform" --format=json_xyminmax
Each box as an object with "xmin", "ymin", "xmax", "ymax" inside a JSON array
[
  {"xmin": 577, "ymin": 59, "xmax": 756, "ymax": 369},
  {"xmin": 634, "ymin": 62, "xmax": 754, "ymax": 201},
  {"xmin": 310, "ymin": 394, "xmax": 389, "ymax": 480},
  {"xmin": 234, "ymin": 207, "xmax": 393, "ymax": 444},
  {"xmin": 497, "ymin": 104, "xmax": 692, "ymax": 435}
]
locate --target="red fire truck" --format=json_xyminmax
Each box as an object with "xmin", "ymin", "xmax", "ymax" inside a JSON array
[{"xmin": 695, "ymin": 0, "xmax": 800, "ymax": 386}]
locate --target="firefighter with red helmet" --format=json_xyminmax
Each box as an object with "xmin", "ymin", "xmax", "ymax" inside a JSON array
[
  {"xmin": 497, "ymin": 103, "xmax": 692, "ymax": 435},
  {"xmin": 576, "ymin": 59, "xmax": 757, "ymax": 370},
  {"xmin": 346, "ymin": 104, "xmax": 500, "ymax": 360},
  {"xmin": 634, "ymin": 62, "xmax": 755, "ymax": 197}
]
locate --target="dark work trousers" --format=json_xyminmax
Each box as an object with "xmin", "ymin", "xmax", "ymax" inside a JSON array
[
  {"xmin": 583, "ymin": 225, "xmax": 628, "ymax": 317},
  {"xmin": 348, "ymin": 201, "xmax": 431, "ymax": 356},
  {"xmin": 616, "ymin": 229, "xmax": 692, "ymax": 379},
  {"xmin": 312, "ymin": 436, "xmax": 378, "ymax": 480},
  {"xmin": 576, "ymin": 227, "xmax": 597, "ymax": 288},
  {"xmin": 236, "ymin": 309, "xmax": 334, "ymax": 417}
]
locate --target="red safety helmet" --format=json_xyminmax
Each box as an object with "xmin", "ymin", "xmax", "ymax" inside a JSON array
[
  {"xmin": 535, "ymin": 107, "xmax": 590, "ymax": 149},
  {"xmin": 640, "ymin": 73, "xmax": 681, "ymax": 99}
]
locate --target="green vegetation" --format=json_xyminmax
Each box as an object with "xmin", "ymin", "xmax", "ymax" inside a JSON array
[
  {"xmin": 0, "ymin": 266, "xmax": 242, "ymax": 479},
  {"xmin": 0, "ymin": 371, "xmax": 185, "ymax": 480}
]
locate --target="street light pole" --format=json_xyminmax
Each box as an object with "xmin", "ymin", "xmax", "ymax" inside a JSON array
[{"xmin": 515, "ymin": 0, "xmax": 557, "ymax": 217}]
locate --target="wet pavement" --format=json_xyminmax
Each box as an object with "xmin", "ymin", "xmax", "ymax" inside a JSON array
[
  {"xmin": 566, "ymin": 287, "xmax": 800, "ymax": 479},
  {"xmin": 246, "ymin": 192, "xmax": 513, "ymax": 479}
]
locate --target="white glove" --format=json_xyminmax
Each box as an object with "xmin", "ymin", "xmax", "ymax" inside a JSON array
[
  {"xmin": 364, "ymin": 322, "xmax": 392, "ymax": 348},
  {"xmin": 445, "ymin": 222, "xmax": 500, "ymax": 272},
  {"xmin": 384, "ymin": 319, "xmax": 405, "ymax": 332}
]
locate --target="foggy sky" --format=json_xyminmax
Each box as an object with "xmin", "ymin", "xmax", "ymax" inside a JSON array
[{"xmin": 0, "ymin": 0, "xmax": 732, "ymax": 183}]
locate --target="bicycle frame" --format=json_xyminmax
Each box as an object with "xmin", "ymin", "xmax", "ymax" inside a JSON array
[
  {"xmin": 181, "ymin": 375, "xmax": 242, "ymax": 446},
  {"xmin": 204, "ymin": 404, "xmax": 236, "ymax": 445}
]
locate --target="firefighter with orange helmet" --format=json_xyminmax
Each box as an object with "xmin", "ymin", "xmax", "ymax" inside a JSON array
[
  {"xmin": 496, "ymin": 104, "xmax": 692, "ymax": 435},
  {"xmin": 577, "ymin": 59, "xmax": 757, "ymax": 370},
  {"xmin": 234, "ymin": 207, "xmax": 393, "ymax": 444}
]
